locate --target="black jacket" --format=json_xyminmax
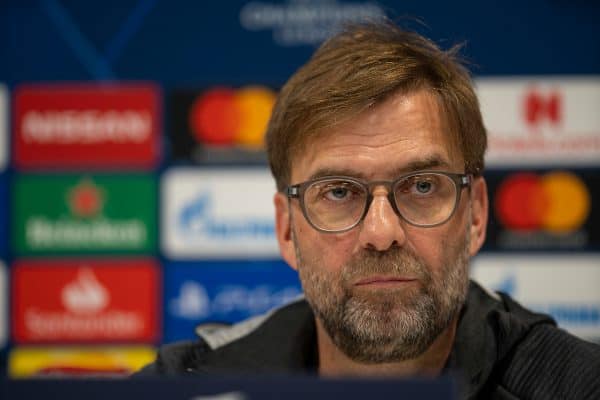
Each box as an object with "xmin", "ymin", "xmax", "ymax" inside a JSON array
[{"xmin": 137, "ymin": 281, "xmax": 600, "ymax": 399}]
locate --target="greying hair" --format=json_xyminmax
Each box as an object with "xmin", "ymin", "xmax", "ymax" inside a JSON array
[{"xmin": 266, "ymin": 20, "xmax": 487, "ymax": 191}]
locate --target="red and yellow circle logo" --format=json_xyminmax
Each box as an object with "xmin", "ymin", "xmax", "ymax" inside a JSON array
[
  {"xmin": 189, "ymin": 86, "xmax": 276, "ymax": 149},
  {"xmin": 495, "ymin": 171, "xmax": 590, "ymax": 233}
]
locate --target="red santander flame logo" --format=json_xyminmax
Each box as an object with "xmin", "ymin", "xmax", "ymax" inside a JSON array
[
  {"xmin": 524, "ymin": 88, "xmax": 562, "ymax": 127},
  {"xmin": 61, "ymin": 268, "xmax": 109, "ymax": 315},
  {"xmin": 12, "ymin": 259, "xmax": 159, "ymax": 343}
]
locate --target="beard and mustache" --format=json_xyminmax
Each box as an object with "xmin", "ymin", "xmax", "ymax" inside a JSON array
[{"xmin": 294, "ymin": 229, "xmax": 470, "ymax": 364}]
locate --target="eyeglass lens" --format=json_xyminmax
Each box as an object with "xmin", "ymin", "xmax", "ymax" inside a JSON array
[{"xmin": 302, "ymin": 173, "xmax": 458, "ymax": 231}]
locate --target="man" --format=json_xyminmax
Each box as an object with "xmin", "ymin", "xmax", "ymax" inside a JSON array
[{"xmin": 138, "ymin": 21, "xmax": 600, "ymax": 398}]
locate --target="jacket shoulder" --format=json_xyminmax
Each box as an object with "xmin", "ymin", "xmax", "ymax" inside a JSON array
[
  {"xmin": 499, "ymin": 323, "xmax": 600, "ymax": 399},
  {"xmin": 132, "ymin": 340, "xmax": 211, "ymax": 376}
]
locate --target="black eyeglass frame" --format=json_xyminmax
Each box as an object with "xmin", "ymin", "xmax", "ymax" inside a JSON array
[{"xmin": 286, "ymin": 171, "xmax": 472, "ymax": 233}]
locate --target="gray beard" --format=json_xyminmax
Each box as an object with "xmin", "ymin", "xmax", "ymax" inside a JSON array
[{"xmin": 294, "ymin": 231, "xmax": 470, "ymax": 364}]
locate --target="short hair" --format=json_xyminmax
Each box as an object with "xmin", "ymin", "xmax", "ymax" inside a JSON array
[{"xmin": 265, "ymin": 20, "xmax": 487, "ymax": 191}]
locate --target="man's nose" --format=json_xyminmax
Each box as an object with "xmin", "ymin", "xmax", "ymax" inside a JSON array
[{"xmin": 357, "ymin": 187, "xmax": 407, "ymax": 251}]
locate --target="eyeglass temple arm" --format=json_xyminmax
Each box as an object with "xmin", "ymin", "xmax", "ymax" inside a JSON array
[
  {"xmin": 287, "ymin": 186, "xmax": 300, "ymax": 197},
  {"xmin": 461, "ymin": 174, "xmax": 473, "ymax": 188}
]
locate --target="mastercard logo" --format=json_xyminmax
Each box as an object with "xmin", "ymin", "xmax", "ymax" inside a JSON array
[
  {"xmin": 495, "ymin": 171, "xmax": 591, "ymax": 233},
  {"xmin": 189, "ymin": 86, "xmax": 276, "ymax": 149}
]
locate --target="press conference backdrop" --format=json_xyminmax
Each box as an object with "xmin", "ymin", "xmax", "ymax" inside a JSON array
[{"xmin": 0, "ymin": 0, "xmax": 599, "ymax": 377}]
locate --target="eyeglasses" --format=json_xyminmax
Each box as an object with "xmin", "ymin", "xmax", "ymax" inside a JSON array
[{"xmin": 286, "ymin": 171, "xmax": 472, "ymax": 233}]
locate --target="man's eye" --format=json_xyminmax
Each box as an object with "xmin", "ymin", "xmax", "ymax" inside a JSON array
[
  {"xmin": 414, "ymin": 180, "xmax": 433, "ymax": 194},
  {"xmin": 325, "ymin": 186, "xmax": 350, "ymax": 200}
]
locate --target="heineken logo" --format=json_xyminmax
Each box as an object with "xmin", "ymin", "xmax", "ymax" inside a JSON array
[
  {"xmin": 13, "ymin": 175, "xmax": 156, "ymax": 255},
  {"xmin": 68, "ymin": 179, "xmax": 105, "ymax": 218}
]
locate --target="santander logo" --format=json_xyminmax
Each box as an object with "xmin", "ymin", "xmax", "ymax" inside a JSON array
[{"xmin": 61, "ymin": 268, "xmax": 109, "ymax": 315}]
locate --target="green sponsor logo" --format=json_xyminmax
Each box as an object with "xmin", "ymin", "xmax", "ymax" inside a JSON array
[{"xmin": 13, "ymin": 175, "xmax": 156, "ymax": 254}]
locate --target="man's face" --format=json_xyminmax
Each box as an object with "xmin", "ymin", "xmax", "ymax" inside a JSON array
[{"xmin": 274, "ymin": 89, "xmax": 488, "ymax": 363}]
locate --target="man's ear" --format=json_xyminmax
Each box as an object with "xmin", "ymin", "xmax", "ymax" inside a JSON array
[
  {"xmin": 468, "ymin": 176, "xmax": 489, "ymax": 257},
  {"xmin": 274, "ymin": 192, "xmax": 298, "ymax": 271}
]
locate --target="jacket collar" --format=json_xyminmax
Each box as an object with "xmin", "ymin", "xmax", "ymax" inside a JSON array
[
  {"xmin": 193, "ymin": 281, "xmax": 555, "ymax": 395},
  {"xmin": 193, "ymin": 298, "xmax": 318, "ymax": 374},
  {"xmin": 445, "ymin": 282, "xmax": 555, "ymax": 398}
]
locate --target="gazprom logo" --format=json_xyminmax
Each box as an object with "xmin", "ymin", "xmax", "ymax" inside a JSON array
[
  {"xmin": 178, "ymin": 192, "xmax": 274, "ymax": 238},
  {"xmin": 162, "ymin": 168, "xmax": 280, "ymax": 258},
  {"xmin": 471, "ymin": 254, "xmax": 600, "ymax": 341},
  {"xmin": 485, "ymin": 273, "xmax": 600, "ymax": 327}
]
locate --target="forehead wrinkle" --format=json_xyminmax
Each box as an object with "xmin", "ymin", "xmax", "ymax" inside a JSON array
[{"xmin": 291, "ymin": 89, "xmax": 463, "ymax": 183}]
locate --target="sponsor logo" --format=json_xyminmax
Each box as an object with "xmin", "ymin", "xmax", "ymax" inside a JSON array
[
  {"xmin": 190, "ymin": 86, "xmax": 275, "ymax": 148},
  {"xmin": 0, "ymin": 173, "xmax": 7, "ymax": 256},
  {"xmin": 12, "ymin": 259, "xmax": 159, "ymax": 343},
  {"xmin": 471, "ymin": 255, "xmax": 600, "ymax": 341},
  {"xmin": 486, "ymin": 169, "xmax": 597, "ymax": 250},
  {"xmin": 239, "ymin": 0, "xmax": 385, "ymax": 46},
  {"xmin": 0, "ymin": 261, "xmax": 6, "ymax": 348},
  {"xmin": 170, "ymin": 281, "xmax": 300, "ymax": 320},
  {"xmin": 178, "ymin": 192, "xmax": 274, "ymax": 239},
  {"xmin": 524, "ymin": 88, "xmax": 562, "ymax": 128},
  {"xmin": 13, "ymin": 84, "xmax": 160, "ymax": 169},
  {"xmin": 476, "ymin": 77, "xmax": 600, "ymax": 166},
  {"xmin": 8, "ymin": 346, "xmax": 156, "ymax": 378},
  {"xmin": 164, "ymin": 260, "xmax": 302, "ymax": 342},
  {"xmin": 13, "ymin": 174, "xmax": 156, "ymax": 254},
  {"xmin": 170, "ymin": 86, "xmax": 276, "ymax": 163},
  {"xmin": 0, "ymin": 84, "xmax": 7, "ymax": 170},
  {"xmin": 495, "ymin": 171, "xmax": 590, "ymax": 232},
  {"xmin": 61, "ymin": 268, "xmax": 109, "ymax": 315},
  {"xmin": 68, "ymin": 178, "xmax": 105, "ymax": 218},
  {"xmin": 162, "ymin": 168, "xmax": 278, "ymax": 258}
]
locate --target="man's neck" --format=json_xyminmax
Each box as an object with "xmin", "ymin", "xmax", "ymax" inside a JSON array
[{"xmin": 315, "ymin": 317, "xmax": 458, "ymax": 378}]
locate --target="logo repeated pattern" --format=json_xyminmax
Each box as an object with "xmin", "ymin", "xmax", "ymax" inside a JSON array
[
  {"xmin": 484, "ymin": 169, "xmax": 598, "ymax": 250},
  {"xmin": 2, "ymin": 76, "xmax": 599, "ymax": 376},
  {"xmin": 477, "ymin": 78, "xmax": 600, "ymax": 166},
  {"xmin": 13, "ymin": 84, "xmax": 160, "ymax": 169},
  {"xmin": 12, "ymin": 174, "xmax": 156, "ymax": 254},
  {"xmin": 12, "ymin": 259, "xmax": 159, "ymax": 343},
  {"xmin": 9, "ymin": 346, "xmax": 156, "ymax": 377},
  {"xmin": 471, "ymin": 255, "xmax": 600, "ymax": 341},
  {"xmin": 162, "ymin": 167, "xmax": 278, "ymax": 258},
  {"xmin": 8, "ymin": 83, "xmax": 162, "ymax": 375},
  {"xmin": 0, "ymin": 84, "xmax": 8, "ymax": 171},
  {"xmin": 163, "ymin": 260, "xmax": 302, "ymax": 342},
  {"xmin": 0, "ymin": 261, "xmax": 6, "ymax": 348}
]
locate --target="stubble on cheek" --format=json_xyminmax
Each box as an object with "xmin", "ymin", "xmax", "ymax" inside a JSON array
[{"xmin": 292, "ymin": 223, "xmax": 471, "ymax": 364}]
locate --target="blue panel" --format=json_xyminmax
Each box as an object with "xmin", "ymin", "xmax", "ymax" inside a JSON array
[
  {"xmin": 163, "ymin": 259, "xmax": 302, "ymax": 342},
  {"xmin": 0, "ymin": 1, "xmax": 599, "ymax": 86}
]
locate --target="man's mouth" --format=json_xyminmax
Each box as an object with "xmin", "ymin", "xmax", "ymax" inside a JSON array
[{"xmin": 354, "ymin": 276, "xmax": 417, "ymax": 287}]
